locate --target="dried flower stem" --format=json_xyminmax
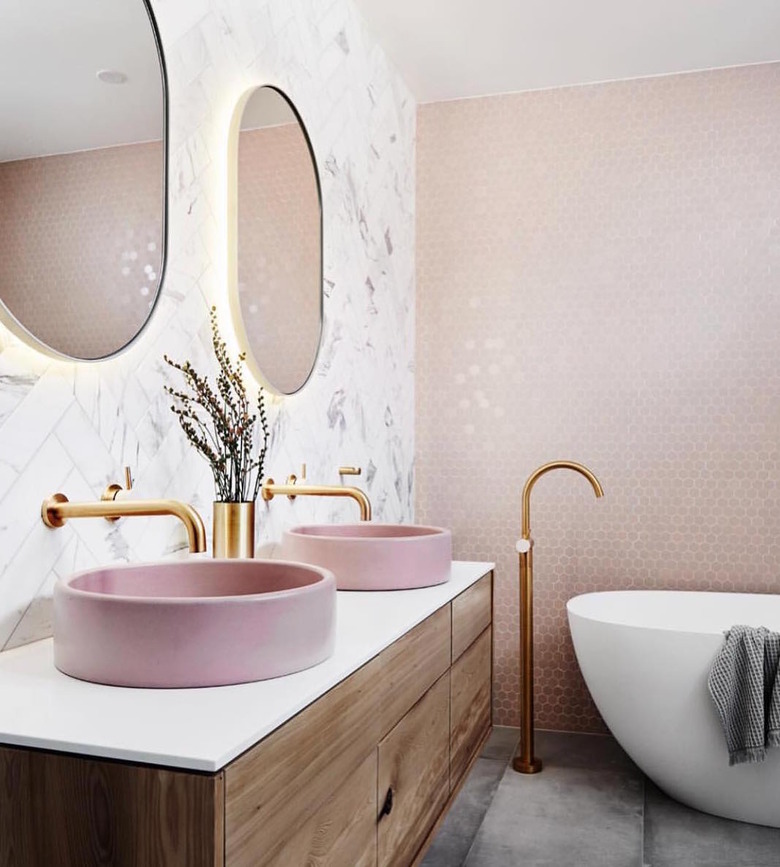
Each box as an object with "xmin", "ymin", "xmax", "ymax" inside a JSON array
[{"xmin": 164, "ymin": 307, "xmax": 269, "ymax": 502}]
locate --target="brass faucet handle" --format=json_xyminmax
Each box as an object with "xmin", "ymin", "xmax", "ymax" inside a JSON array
[
  {"xmin": 281, "ymin": 468, "xmax": 304, "ymax": 501},
  {"xmin": 515, "ymin": 538, "xmax": 532, "ymax": 553},
  {"xmin": 338, "ymin": 466, "xmax": 362, "ymax": 476},
  {"xmin": 101, "ymin": 466, "xmax": 134, "ymax": 520}
]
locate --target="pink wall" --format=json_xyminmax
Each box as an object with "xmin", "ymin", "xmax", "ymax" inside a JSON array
[
  {"xmin": 416, "ymin": 63, "xmax": 780, "ymax": 731},
  {"xmin": 0, "ymin": 142, "xmax": 163, "ymax": 358}
]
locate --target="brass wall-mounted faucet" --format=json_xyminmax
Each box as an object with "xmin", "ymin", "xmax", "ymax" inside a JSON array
[
  {"xmin": 41, "ymin": 466, "xmax": 207, "ymax": 553},
  {"xmin": 513, "ymin": 460, "xmax": 604, "ymax": 775},
  {"xmin": 261, "ymin": 464, "xmax": 372, "ymax": 521}
]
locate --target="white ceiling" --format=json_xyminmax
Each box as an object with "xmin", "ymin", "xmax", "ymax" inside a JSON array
[
  {"xmin": 3, "ymin": 0, "xmax": 779, "ymax": 162},
  {"xmin": 352, "ymin": 0, "xmax": 780, "ymax": 102},
  {"xmin": 0, "ymin": 0, "xmax": 163, "ymax": 162}
]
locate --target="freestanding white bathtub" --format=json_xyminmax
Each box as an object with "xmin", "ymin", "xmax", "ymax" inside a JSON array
[{"xmin": 567, "ymin": 590, "xmax": 780, "ymax": 827}]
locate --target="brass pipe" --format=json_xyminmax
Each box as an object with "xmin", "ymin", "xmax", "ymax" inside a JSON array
[
  {"xmin": 512, "ymin": 460, "xmax": 604, "ymax": 775},
  {"xmin": 261, "ymin": 477, "xmax": 372, "ymax": 521},
  {"xmin": 42, "ymin": 494, "xmax": 208, "ymax": 553}
]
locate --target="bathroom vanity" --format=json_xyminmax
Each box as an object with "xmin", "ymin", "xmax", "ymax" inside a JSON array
[{"xmin": 0, "ymin": 563, "xmax": 493, "ymax": 867}]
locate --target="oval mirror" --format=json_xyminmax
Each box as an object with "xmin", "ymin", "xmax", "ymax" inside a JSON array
[
  {"xmin": 0, "ymin": 0, "xmax": 166, "ymax": 360},
  {"xmin": 229, "ymin": 86, "xmax": 322, "ymax": 395}
]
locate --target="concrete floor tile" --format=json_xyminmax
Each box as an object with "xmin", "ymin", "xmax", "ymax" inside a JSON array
[
  {"xmin": 422, "ymin": 758, "xmax": 507, "ymax": 867},
  {"xmin": 428, "ymin": 731, "xmax": 780, "ymax": 867},
  {"xmin": 480, "ymin": 725, "xmax": 521, "ymax": 763},
  {"xmin": 464, "ymin": 761, "xmax": 644, "ymax": 867},
  {"xmin": 644, "ymin": 781, "xmax": 780, "ymax": 867},
  {"xmin": 535, "ymin": 729, "xmax": 637, "ymax": 773}
]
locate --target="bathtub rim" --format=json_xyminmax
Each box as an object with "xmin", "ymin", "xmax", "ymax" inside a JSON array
[{"xmin": 567, "ymin": 589, "xmax": 780, "ymax": 637}]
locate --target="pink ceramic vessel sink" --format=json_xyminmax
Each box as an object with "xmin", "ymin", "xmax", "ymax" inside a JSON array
[
  {"xmin": 53, "ymin": 559, "xmax": 336, "ymax": 688},
  {"xmin": 280, "ymin": 524, "xmax": 452, "ymax": 591}
]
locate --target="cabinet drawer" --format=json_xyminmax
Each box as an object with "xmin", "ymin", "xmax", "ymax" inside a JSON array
[
  {"xmin": 452, "ymin": 573, "xmax": 492, "ymax": 662},
  {"xmin": 225, "ymin": 606, "xmax": 450, "ymax": 866},
  {"xmin": 265, "ymin": 752, "xmax": 377, "ymax": 867},
  {"xmin": 377, "ymin": 673, "xmax": 450, "ymax": 867},
  {"xmin": 450, "ymin": 627, "xmax": 492, "ymax": 787}
]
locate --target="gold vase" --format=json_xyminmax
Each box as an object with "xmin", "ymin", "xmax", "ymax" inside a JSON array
[{"xmin": 212, "ymin": 502, "xmax": 255, "ymax": 559}]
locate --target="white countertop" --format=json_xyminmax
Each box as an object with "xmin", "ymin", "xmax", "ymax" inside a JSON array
[{"xmin": 0, "ymin": 561, "xmax": 493, "ymax": 772}]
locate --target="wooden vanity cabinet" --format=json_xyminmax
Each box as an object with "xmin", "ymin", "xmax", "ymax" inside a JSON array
[
  {"xmin": 377, "ymin": 672, "xmax": 451, "ymax": 867},
  {"xmin": 0, "ymin": 747, "xmax": 224, "ymax": 867},
  {"xmin": 260, "ymin": 752, "xmax": 378, "ymax": 867},
  {"xmin": 451, "ymin": 628, "xmax": 492, "ymax": 786},
  {"xmin": 0, "ymin": 572, "xmax": 493, "ymax": 867},
  {"xmin": 225, "ymin": 603, "xmax": 452, "ymax": 867}
]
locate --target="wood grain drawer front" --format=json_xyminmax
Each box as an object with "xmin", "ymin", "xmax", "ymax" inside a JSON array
[
  {"xmin": 264, "ymin": 752, "xmax": 377, "ymax": 867},
  {"xmin": 0, "ymin": 746, "xmax": 224, "ymax": 867},
  {"xmin": 451, "ymin": 573, "xmax": 492, "ymax": 662},
  {"xmin": 225, "ymin": 606, "xmax": 451, "ymax": 867},
  {"xmin": 450, "ymin": 627, "xmax": 492, "ymax": 787},
  {"xmin": 377, "ymin": 673, "xmax": 451, "ymax": 867}
]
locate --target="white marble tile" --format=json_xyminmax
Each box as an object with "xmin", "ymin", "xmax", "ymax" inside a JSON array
[
  {"xmin": 0, "ymin": 374, "xmax": 73, "ymax": 498},
  {"xmin": 172, "ymin": 21, "xmax": 211, "ymax": 85},
  {"xmin": 0, "ymin": 437, "xmax": 73, "ymax": 575},
  {"xmin": 55, "ymin": 404, "xmax": 119, "ymax": 492},
  {"xmin": 152, "ymin": 0, "xmax": 211, "ymax": 45},
  {"xmin": 3, "ymin": 537, "xmax": 101, "ymax": 650},
  {"xmin": 0, "ymin": 542, "xmax": 59, "ymax": 649}
]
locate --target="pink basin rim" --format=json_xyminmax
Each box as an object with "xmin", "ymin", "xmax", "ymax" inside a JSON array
[
  {"xmin": 288, "ymin": 523, "xmax": 448, "ymax": 540},
  {"xmin": 64, "ymin": 558, "xmax": 327, "ymax": 600},
  {"xmin": 281, "ymin": 523, "xmax": 453, "ymax": 591},
  {"xmin": 53, "ymin": 559, "xmax": 336, "ymax": 689}
]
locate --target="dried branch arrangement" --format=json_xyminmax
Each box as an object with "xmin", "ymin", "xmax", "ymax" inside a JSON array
[{"xmin": 164, "ymin": 307, "xmax": 269, "ymax": 503}]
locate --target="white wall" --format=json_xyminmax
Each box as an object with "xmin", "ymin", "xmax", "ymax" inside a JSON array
[{"xmin": 0, "ymin": 0, "xmax": 416, "ymax": 650}]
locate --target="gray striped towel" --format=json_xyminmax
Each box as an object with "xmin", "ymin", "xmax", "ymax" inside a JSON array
[{"xmin": 707, "ymin": 625, "xmax": 780, "ymax": 765}]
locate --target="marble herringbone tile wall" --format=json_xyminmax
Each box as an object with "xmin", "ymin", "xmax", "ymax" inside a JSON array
[
  {"xmin": 416, "ymin": 63, "xmax": 780, "ymax": 731},
  {"xmin": 0, "ymin": 0, "xmax": 415, "ymax": 650}
]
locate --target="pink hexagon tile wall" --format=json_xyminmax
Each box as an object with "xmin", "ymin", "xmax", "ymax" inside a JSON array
[{"xmin": 416, "ymin": 62, "xmax": 780, "ymax": 732}]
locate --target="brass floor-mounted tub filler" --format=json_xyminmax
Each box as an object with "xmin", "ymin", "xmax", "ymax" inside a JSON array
[{"xmin": 512, "ymin": 460, "xmax": 604, "ymax": 775}]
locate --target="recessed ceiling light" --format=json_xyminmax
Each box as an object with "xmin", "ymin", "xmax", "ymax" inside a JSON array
[{"xmin": 97, "ymin": 69, "xmax": 128, "ymax": 85}]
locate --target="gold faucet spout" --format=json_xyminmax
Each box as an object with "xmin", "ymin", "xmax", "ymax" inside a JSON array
[
  {"xmin": 42, "ymin": 495, "xmax": 207, "ymax": 553},
  {"xmin": 521, "ymin": 460, "xmax": 603, "ymax": 539},
  {"xmin": 261, "ymin": 478, "xmax": 372, "ymax": 521}
]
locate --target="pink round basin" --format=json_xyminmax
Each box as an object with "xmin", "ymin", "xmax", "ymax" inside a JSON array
[
  {"xmin": 53, "ymin": 559, "xmax": 336, "ymax": 688},
  {"xmin": 280, "ymin": 524, "xmax": 452, "ymax": 591}
]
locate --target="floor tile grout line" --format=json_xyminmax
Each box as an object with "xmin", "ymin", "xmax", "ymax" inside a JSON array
[
  {"xmin": 460, "ymin": 750, "xmax": 516, "ymax": 867},
  {"xmin": 640, "ymin": 774, "xmax": 647, "ymax": 867},
  {"xmin": 459, "ymin": 781, "xmax": 496, "ymax": 866}
]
